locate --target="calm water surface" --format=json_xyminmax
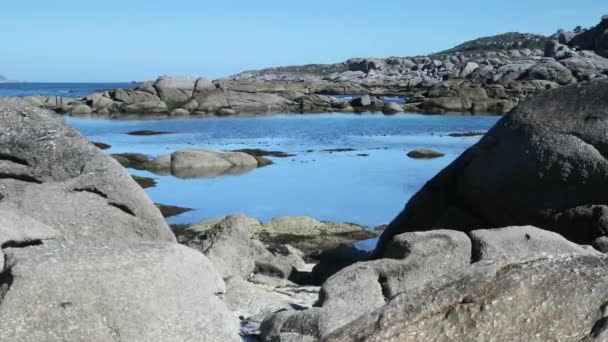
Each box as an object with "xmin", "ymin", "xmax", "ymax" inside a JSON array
[
  {"xmin": 0, "ymin": 82, "xmax": 134, "ymax": 98},
  {"xmin": 66, "ymin": 113, "xmax": 499, "ymax": 229}
]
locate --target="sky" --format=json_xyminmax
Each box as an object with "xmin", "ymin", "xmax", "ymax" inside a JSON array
[{"xmin": 0, "ymin": 0, "xmax": 606, "ymax": 82}]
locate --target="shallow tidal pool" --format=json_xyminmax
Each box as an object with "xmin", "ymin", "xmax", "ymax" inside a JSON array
[{"xmin": 67, "ymin": 113, "xmax": 499, "ymax": 229}]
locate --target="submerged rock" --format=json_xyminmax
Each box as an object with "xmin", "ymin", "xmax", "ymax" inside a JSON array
[
  {"xmin": 92, "ymin": 141, "xmax": 111, "ymax": 150},
  {"xmin": 406, "ymin": 149, "xmax": 445, "ymax": 159},
  {"xmin": 126, "ymin": 130, "xmax": 175, "ymax": 136},
  {"xmin": 155, "ymin": 203, "xmax": 193, "ymax": 218}
]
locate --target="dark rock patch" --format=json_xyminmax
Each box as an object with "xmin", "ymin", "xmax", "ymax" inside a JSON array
[{"xmin": 127, "ymin": 130, "xmax": 175, "ymax": 136}]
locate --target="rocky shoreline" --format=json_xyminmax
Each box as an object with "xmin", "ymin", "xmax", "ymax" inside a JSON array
[
  {"xmin": 13, "ymin": 17, "xmax": 608, "ymax": 118},
  {"xmin": 2, "ymin": 72, "xmax": 608, "ymax": 340}
]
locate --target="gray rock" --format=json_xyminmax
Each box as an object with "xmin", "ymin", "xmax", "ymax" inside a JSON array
[
  {"xmin": 124, "ymin": 100, "xmax": 168, "ymax": 113},
  {"xmin": 382, "ymin": 102, "xmax": 403, "ymax": 114},
  {"xmin": 0, "ymin": 98, "xmax": 173, "ymax": 246},
  {"xmin": 111, "ymin": 89, "xmax": 160, "ymax": 105},
  {"xmin": 250, "ymin": 240, "xmax": 296, "ymax": 279},
  {"xmin": 374, "ymin": 79, "xmax": 608, "ymax": 257},
  {"xmin": 0, "ymin": 243, "xmax": 239, "ymax": 342},
  {"xmin": 70, "ymin": 104, "xmax": 92, "ymax": 115},
  {"xmin": 267, "ymin": 230, "xmax": 471, "ymax": 340},
  {"xmin": 167, "ymin": 149, "xmax": 258, "ymax": 179},
  {"xmin": 182, "ymin": 214, "xmax": 254, "ymax": 279},
  {"xmin": 170, "ymin": 108, "xmax": 190, "ymax": 116},
  {"xmin": 470, "ymin": 225, "xmax": 595, "ymax": 262},
  {"xmin": 154, "ymin": 76, "xmax": 197, "ymax": 105},
  {"xmin": 524, "ymin": 58, "xmax": 574, "ymax": 85},
  {"xmin": 325, "ymin": 255, "xmax": 608, "ymax": 342},
  {"xmin": 298, "ymin": 95, "xmax": 351, "ymax": 112},
  {"xmin": 224, "ymin": 277, "xmax": 316, "ymax": 322}
]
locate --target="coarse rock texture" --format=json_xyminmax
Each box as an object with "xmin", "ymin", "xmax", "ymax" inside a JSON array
[
  {"xmin": 261, "ymin": 230, "xmax": 471, "ymax": 339},
  {"xmin": 325, "ymin": 255, "xmax": 608, "ymax": 342},
  {"xmin": 180, "ymin": 215, "xmax": 254, "ymax": 279},
  {"xmin": 0, "ymin": 98, "xmax": 239, "ymax": 341},
  {"xmin": 374, "ymin": 79, "xmax": 608, "ymax": 257},
  {"xmin": 0, "ymin": 97, "xmax": 173, "ymax": 245},
  {"xmin": 0, "ymin": 244, "xmax": 239, "ymax": 342},
  {"xmin": 262, "ymin": 226, "xmax": 598, "ymax": 341},
  {"xmin": 470, "ymin": 225, "xmax": 597, "ymax": 262},
  {"xmin": 180, "ymin": 215, "xmax": 378, "ymax": 257}
]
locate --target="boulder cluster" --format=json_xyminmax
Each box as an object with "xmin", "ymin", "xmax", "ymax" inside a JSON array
[
  {"xmin": 253, "ymin": 79, "xmax": 608, "ymax": 341},
  {"xmin": 18, "ymin": 17, "xmax": 608, "ymax": 117}
]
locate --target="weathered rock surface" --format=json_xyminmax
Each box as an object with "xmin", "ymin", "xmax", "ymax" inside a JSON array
[
  {"xmin": 0, "ymin": 98, "xmax": 239, "ymax": 341},
  {"xmin": 182, "ymin": 215, "xmax": 254, "ymax": 279},
  {"xmin": 151, "ymin": 149, "xmax": 260, "ymax": 178},
  {"xmin": 470, "ymin": 225, "xmax": 597, "ymax": 262},
  {"xmin": 262, "ymin": 230, "xmax": 471, "ymax": 339},
  {"xmin": 181, "ymin": 215, "xmax": 378, "ymax": 257},
  {"xmin": 375, "ymin": 79, "xmax": 608, "ymax": 257},
  {"xmin": 326, "ymin": 255, "xmax": 608, "ymax": 342},
  {"xmin": 0, "ymin": 244, "xmax": 239, "ymax": 342},
  {"xmin": 0, "ymin": 97, "xmax": 173, "ymax": 245}
]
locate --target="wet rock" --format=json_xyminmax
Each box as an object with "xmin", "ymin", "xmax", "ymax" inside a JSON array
[
  {"xmin": 406, "ymin": 149, "xmax": 445, "ymax": 159},
  {"xmin": 382, "ymin": 102, "xmax": 403, "ymax": 114},
  {"xmin": 448, "ymin": 131, "xmax": 486, "ymax": 137},
  {"xmin": 232, "ymin": 148, "xmax": 296, "ymax": 158},
  {"xmin": 155, "ymin": 203, "xmax": 193, "ymax": 218},
  {"xmin": 126, "ymin": 130, "xmax": 175, "ymax": 136},
  {"xmin": 92, "ymin": 141, "xmax": 111, "ymax": 149},
  {"xmin": 132, "ymin": 175, "xmax": 157, "ymax": 188}
]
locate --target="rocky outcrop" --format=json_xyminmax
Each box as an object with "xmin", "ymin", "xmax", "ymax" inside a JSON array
[
  {"xmin": 180, "ymin": 215, "xmax": 378, "ymax": 257},
  {"xmin": 260, "ymin": 225, "xmax": 599, "ymax": 341},
  {"xmin": 374, "ymin": 79, "xmax": 608, "ymax": 257},
  {"xmin": 19, "ymin": 18, "xmax": 608, "ymax": 117},
  {"xmin": 175, "ymin": 215, "xmax": 321, "ymax": 337},
  {"xmin": 113, "ymin": 149, "xmax": 268, "ymax": 179},
  {"xmin": 326, "ymin": 254, "xmax": 608, "ymax": 341},
  {"xmin": 0, "ymin": 98, "xmax": 240, "ymax": 341},
  {"xmin": 151, "ymin": 149, "xmax": 260, "ymax": 178}
]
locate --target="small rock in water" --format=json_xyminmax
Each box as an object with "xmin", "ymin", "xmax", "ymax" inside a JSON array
[
  {"xmin": 448, "ymin": 131, "xmax": 486, "ymax": 137},
  {"xmin": 407, "ymin": 149, "xmax": 445, "ymax": 159},
  {"xmin": 131, "ymin": 175, "xmax": 157, "ymax": 189},
  {"xmin": 127, "ymin": 130, "xmax": 175, "ymax": 136},
  {"xmin": 232, "ymin": 148, "xmax": 295, "ymax": 158},
  {"xmin": 92, "ymin": 141, "xmax": 111, "ymax": 150},
  {"xmin": 322, "ymin": 148, "xmax": 356, "ymax": 153},
  {"xmin": 155, "ymin": 203, "xmax": 193, "ymax": 218}
]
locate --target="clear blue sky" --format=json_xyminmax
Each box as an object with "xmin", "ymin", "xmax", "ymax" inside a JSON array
[{"xmin": 1, "ymin": 0, "xmax": 605, "ymax": 82}]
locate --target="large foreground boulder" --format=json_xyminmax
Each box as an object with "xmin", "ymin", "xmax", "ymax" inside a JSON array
[
  {"xmin": 0, "ymin": 97, "xmax": 173, "ymax": 245},
  {"xmin": 261, "ymin": 225, "xmax": 597, "ymax": 341},
  {"xmin": 374, "ymin": 79, "xmax": 608, "ymax": 257},
  {"xmin": 0, "ymin": 244, "xmax": 239, "ymax": 341},
  {"xmin": 326, "ymin": 254, "xmax": 608, "ymax": 341},
  {"xmin": 0, "ymin": 98, "xmax": 239, "ymax": 341}
]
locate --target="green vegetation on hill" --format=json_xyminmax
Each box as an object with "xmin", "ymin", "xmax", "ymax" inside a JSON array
[
  {"xmin": 435, "ymin": 32, "xmax": 547, "ymax": 55},
  {"xmin": 245, "ymin": 63, "xmax": 348, "ymax": 76}
]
